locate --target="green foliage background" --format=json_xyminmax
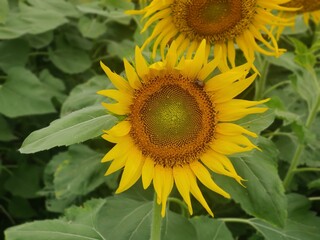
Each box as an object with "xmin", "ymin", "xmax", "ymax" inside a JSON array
[{"xmin": 0, "ymin": 0, "xmax": 320, "ymax": 239}]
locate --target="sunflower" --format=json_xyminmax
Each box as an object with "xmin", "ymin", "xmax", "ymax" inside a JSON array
[
  {"xmin": 284, "ymin": 0, "xmax": 320, "ymax": 25},
  {"xmin": 98, "ymin": 40, "xmax": 269, "ymax": 217},
  {"xmin": 127, "ymin": 0, "xmax": 296, "ymax": 71}
]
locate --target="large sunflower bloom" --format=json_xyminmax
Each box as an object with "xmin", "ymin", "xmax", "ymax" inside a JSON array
[
  {"xmin": 127, "ymin": 0, "xmax": 296, "ymax": 71},
  {"xmin": 98, "ymin": 40, "xmax": 269, "ymax": 217}
]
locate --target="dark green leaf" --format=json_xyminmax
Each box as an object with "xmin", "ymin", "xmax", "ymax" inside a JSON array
[
  {"xmin": 0, "ymin": 67, "xmax": 56, "ymax": 117},
  {"xmin": 214, "ymin": 138, "xmax": 287, "ymax": 227},
  {"xmin": 26, "ymin": 31, "xmax": 54, "ymax": 49},
  {"xmin": 49, "ymin": 47, "xmax": 91, "ymax": 74},
  {"xmin": 8, "ymin": 197, "xmax": 37, "ymax": 219},
  {"xmin": 0, "ymin": 39, "xmax": 30, "ymax": 73},
  {"xmin": 190, "ymin": 216, "xmax": 233, "ymax": 240},
  {"xmin": 0, "ymin": 116, "xmax": 16, "ymax": 141},
  {"xmin": 4, "ymin": 164, "xmax": 42, "ymax": 198},
  {"xmin": 20, "ymin": 106, "xmax": 117, "ymax": 153}
]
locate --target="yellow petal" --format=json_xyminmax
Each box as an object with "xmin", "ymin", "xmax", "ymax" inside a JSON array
[
  {"xmin": 216, "ymin": 133, "xmax": 259, "ymax": 150},
  {"xmin": 210, "ymin": 138, "xmax": 252, "ymax": 155},
  {"xmin": 105, "ymin": 121, "xmax": 131, "ymax": 137},
  {"xmin": 105, "ymin": 154, "xmax": 128, "ymax": 175},
  {"xmin": 97, "ymin": 89, "xmax": 132, "ymax": 104},
  {"xmin": 190, "ymin": 161, "xmax": 230, "ymax": 198},
  {"xmin": 161, "ymin": 167, "xmax": 174, "ymax": 217},
  {"xmin": 165, "ymin": 41, "xmax": 178, "ymax": 69},
  {"xmin": 101, "ymin": 136, "xmax": 133, "ymax": 162},
  {"xmin": 116, "ymin": 148, "xmax": 144, "ymax": 193},
  {"xmin": 124, "ymin": 58, "xmax": 142, "ymax": 90},
  {"xmin": 100, "ymin": 61, "xmax": 132, "ymax": 94},
  {"xmin": 173, "ymin": 166, "xmax": 193, "ymax": 215},
  {"xmin": 101, "ymin": 102, "xmax": 130, "ymax": 115},
  {"xmin": 216, "ymin": 123, "xmax": 257, "ymax": 137},
  {"xmin": 135, "ymin": 46, "xmax": 149, "ymax": 79},
  {"xmin": 153, "ymin": 165, "xmax": 164, "ymax": 204},
  {"xmin": 187, "ymin": 169, "xmax": 214, "ymax": 217},
  {"xmin": 142, "ymin": 156, "xmax": 154, "ymax": 189},
  {"xmin": 197, "ymin": 45, "xmax": 222, "ymax": 80}
]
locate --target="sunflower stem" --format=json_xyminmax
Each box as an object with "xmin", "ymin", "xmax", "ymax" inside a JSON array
[{"xmin": 150, "ymin": 193, "xmax": 162, "ymax": 240}]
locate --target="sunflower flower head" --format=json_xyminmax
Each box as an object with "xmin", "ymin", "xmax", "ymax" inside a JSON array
[
  {"xmin": 284, "ymin": 0, "xmax": 320, "ymax": 24},
  {"xmin": 98, "ymin": 40, "xmax": 269, "ymax": 217},
  {"xmin": 127, "ymin": 0, "xmax": 296, "ymax": 71}
]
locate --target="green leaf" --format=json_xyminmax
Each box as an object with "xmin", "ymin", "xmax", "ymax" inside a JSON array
[
  {"xmin": 190, "ymin": 216, "xmax": 233, "ymax": 240},
  {"xmin": 248, "ymin": 194, "xmax": 320, "ymax": 240},
  {"xmin": 8, "ymin": 197, "xmax": 37, "ymax": 219},
  {"xmin": 20, "ymin": 106, "xmax": 117, "ymax": 153},
  {"xmin": 108, "ymin": 40, "xmax": 135, "ymax": 59},
  {"xmin": 78, "ymin": 16, "xmax": 106, "ymax": 39},
  {"xmin": 0, "ymin": 116, "xmax": 17, "ymax": 141},
  {"xmin": 308, "ymin": 178, "xmax": 320, "ymax": 189},
  {"xmin": 4, "ymin": 164, "xmax": 42, "ymax": 198},
  {"xmin": 236, "ymin": 109, "xmax": 275, "ymax": 134},
  {"xmin": 0, "ymin": 39, "xmax": 30, "ymax": 73},
  {"xmin": 289, "ymin": 37, "xmax": 316, "ymax": 68},
  {"xmin": 49, "ymin": 47, "xmax": 91, "ymax": 74},
  {"xmin": 0, "ymin": 0, "xmax": 9, "ymax": 24},
  {"xmin": 61, "ymin": 75, "xmax": 111, "ymax": 116},
  {"xmin": 4, "ymin": 220, "xmax": 103, "ymax": 240},
  {"xmin": 39, "ymin": 69, "xmax": 66, "ymax": 103},
  {"xmin": 96, "ymin": 196, "xmax": 153, "ymax": 240},
  {"xmin": 0, "ymin": 67, "xmax": 56, "ymax": 118},
  {"xmin": 53, "ymin": 145, "xmax": 106, "ymax": 199},
  {"xmin": 214, "ymin": 137, "xmax": 287, "ymax": 227},
  {"xmin": 162, "ymin": 211, "xmax": 197, "ymax": 240},
  {"xmin": 26, "ymin": 31, "xmax": 54, "ymax": 49}
]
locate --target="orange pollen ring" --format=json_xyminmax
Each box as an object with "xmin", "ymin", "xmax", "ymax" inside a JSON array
[
  {"xmin": 171, "ymin": 0, "xmax": 257, "ymax": 43},
  {"xmin": 129, "ymin": 74, "xmax": 216, "ymax": 168}
]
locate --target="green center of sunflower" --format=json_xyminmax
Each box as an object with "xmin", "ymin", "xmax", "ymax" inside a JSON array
[
  {"xmin": 172, "ymin": 0, "xmax": 257, "ymax": 43},
  {"xmin": 130, "ymin": 74, "xmax": 216, "ymax": 168}
]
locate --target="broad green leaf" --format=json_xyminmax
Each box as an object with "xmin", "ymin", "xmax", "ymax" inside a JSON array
[
  {"xmin": 78, "ymin": 16, "xmax": 106, "ymax": 39},
  {"xmin": 25, "ymin": 0, "xmax": 80, "ymax": 18},
  {"xmin": 236, "ymin": 109, "xmax": 275, "ymax": 134},
  {"xmin": 0, "ymin": 0, "xmax": 9, "ymax": 24},
  {"xmin": 53, "ymin": 145, "xmax": 106, "ymax": 199},
  {"xmin": 308, "ymin": 178, "xmax": 320, "ymax": 189},
  {"xmin": 49, "ymin": 47, "xmax": 91, "ymax": 74},
  {"xmin": 0, "ymin": 116, "xmax": 16, "ymax": 141},
  {"xmin": 8, "ymin": 197, "xmax": 37, "ymax": 219},
  {"xmin": 39, "ymin": 69, "xmax": 66, "ymax": 103},
  {"xmin": 0, "ymin": 12, "xmax": 26, "ymax": 39},
  {"xmin": 108, "ymin": 39, "xmax": 135, "ymax": 59},
  {"xmin": 248, "ymin": 194, "xmax": 320, "ymax": 240},
  {"xmin": 0, "ymin": 67, "xmax": 56, "ymax": 118},
  {"xmin": 26, "ymin": 31, "xmax": 54, "ymax": 49},
  {"xmin": 4, "ymin": 164, "xmax": 42, "ymax": 198},
  {"xmin": 214, "ymin": 138, "xmax": 287, "ymax": 227},
  {"xmin": 190, "ymin": 216, "xmax": 233, "ymax": 240},
  {"xmin": 20, "ymin": 106, "xmax": 117, "ymax": 153},
  {"xmin": 289, "ymin": 37, "xmax": 316, "ymax": 68},
  {"xmin": 96, "ymin": 196, "xmax": 153, "ymax": 240},
  {"xmin": 61, "ymin": 75, "xmax": 111, "ymax": 116},
  {"xmin": 4, "ymin": 220, "xmax": 103, "ymax": 240},
  {"xmin": 162, "ymin": 211, "xmax": 197, "ymax": 240},
  {"xmin": 0, "ymin": 39, "xmax": 30, "ymax": 73}
]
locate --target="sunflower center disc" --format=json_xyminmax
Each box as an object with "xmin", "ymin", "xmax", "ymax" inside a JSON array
[
  {"xmin": 172, "ymin": 0, "xmax": 257, "ymax": 42},
  {"xmin": 130, "ymin": 75, "xmax": 216, "ymax": 168}
]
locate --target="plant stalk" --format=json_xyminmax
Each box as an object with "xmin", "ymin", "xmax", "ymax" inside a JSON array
[{"xmin": 150, "ymin": 193, "xmax": 162, "ymax": 240}]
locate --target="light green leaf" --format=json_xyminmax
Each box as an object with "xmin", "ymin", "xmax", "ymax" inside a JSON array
[
  {"xmin": 0, "ymin": 67, "xmax": 56, "ymax": 118},
  {"xmin": 190, "ymin": 216, "xmax": 233, "ymax": 240},
  {"xmin": 53, "ymin": 145, "xmax": 105, "ymax": 199},
  {"xmin": 0, "ymin": 0, "xmax": 9, "ymax": 24},
  {"xmin": 108, "ymin": 40, "xmax": 135, "ymax": 59},
  {"xmin": 0, "ymin": 39, "xmax": 30, "ymax": 73},
  {"xmin": 39, "ymin": 69, "xmax": 66, "ymax": 103},
  {"xmin": 20, "ymin": 106, "xmax": 117, "ymax": 153},
  {"xmin": 49, "ymin": 47, "xmax": 91, "ymax": 74},
  {"xmin": 78, "ymin": 16, "xmax": 106, "ymax": 39},
  {"xmin": 214, "ymin": 137, "xmax": 287, "ymax": 227},
  {"xmin": 0, "ymin": 116, "xmax": 17, "ymax": 141},
  {"xmin": 61, "ymin": 75, "xmax": 112, "ymax": 116},
  {"xmin": 4, "ymin": 220, "xmax": 103, "ymax": 240}
]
